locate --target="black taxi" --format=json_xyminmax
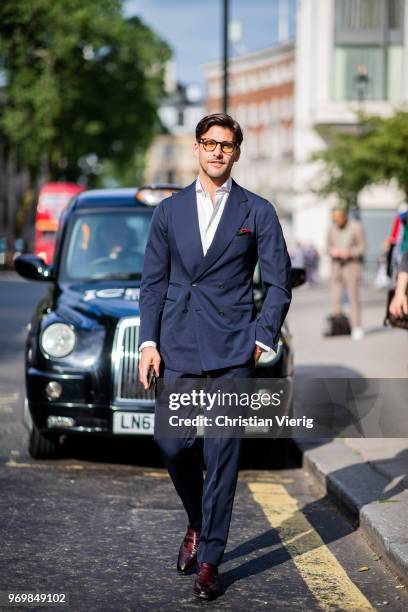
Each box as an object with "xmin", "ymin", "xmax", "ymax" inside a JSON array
[{"xmin": 15, "ymin": 186, "xmax": 304, "ymax": 458}]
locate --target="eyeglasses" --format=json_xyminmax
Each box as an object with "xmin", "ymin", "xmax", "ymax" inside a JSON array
[{"xmin": 198, "ymin": 138, "xmax": 238, "ymax": 154}]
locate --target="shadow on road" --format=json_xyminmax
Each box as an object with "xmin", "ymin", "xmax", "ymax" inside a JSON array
[{"xmin": 39, "ymin": 434, "xmax": 301, "ymax": 471}]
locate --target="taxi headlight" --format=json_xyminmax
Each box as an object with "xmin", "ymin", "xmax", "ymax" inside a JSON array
[{"xmin": 41, "ymin": 323, "xmax": 76, "ymax": 358}]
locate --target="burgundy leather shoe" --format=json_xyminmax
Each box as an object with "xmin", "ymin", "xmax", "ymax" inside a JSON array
[
  {"xmin": 193, "ymin": 563, "xmax": 221, "ymax": 600},
  {"xmin": 177, "ymin": 527, "xmax": 200, "ymax": 574}
]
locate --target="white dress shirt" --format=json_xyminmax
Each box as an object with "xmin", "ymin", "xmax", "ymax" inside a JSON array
[
  {"xmin": 140, "ymin": 176, "xmax": 273, "ymax": 355},
  {"xmin": 196, "ymin": 176, "xmax": 231, "ymax": 255}
]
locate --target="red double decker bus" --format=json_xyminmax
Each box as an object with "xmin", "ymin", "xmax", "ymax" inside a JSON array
[{"xmin": 34, "ymin": 182, "xmax": 85, "ymax": 264}]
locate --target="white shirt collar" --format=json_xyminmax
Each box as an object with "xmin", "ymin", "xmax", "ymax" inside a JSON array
[{"xmin": 195, "ymin": 176, "xmax": 232, "ymax": 195}]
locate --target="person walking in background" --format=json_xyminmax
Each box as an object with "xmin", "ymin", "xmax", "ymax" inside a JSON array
[
  {"xmin": 327, "ymin": 206, "xmax": 366, "ymax": 340},
  {"xmin": 304, "ymin": 243, "xmax": 319, "ymax": 285}
]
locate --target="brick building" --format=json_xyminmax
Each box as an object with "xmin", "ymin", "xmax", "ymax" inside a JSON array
[{"xmin": 204, "ymin": 43, "xmax": 295, "ymax": 212}]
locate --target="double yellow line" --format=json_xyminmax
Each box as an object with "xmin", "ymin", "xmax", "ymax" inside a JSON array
[{"xmin": 249, "ymin": 481, "xmax": 373, "ymax": 611}]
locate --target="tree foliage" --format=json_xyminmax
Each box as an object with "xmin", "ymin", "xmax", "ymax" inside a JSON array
[
  {"xmin": 313, "ymin": 110, "xmax": 408, "ymax": 208},
  {"xmin": 0, "ymin": 0, "xmax": 171, "ymax": 185}
]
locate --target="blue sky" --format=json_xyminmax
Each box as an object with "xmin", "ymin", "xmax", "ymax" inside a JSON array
[{"xmin": 124, "ymin": 0, "xmax": 296, "ymax": 90}]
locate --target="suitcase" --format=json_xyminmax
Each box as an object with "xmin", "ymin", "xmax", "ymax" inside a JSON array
[{"xmin": 323, "ymin": 314, "xmax": 351, "ymax": 336}]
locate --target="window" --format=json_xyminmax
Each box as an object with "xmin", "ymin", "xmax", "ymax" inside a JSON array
[
  {"xmin": 164, "ymin": 142, "xmax": 174, "ymax": 160},
  {"xmin": 61, "ymin": 211, "xmax": 153, "ymax": 281},
  {"xmin": 332, "ymin": 0, "xmax": 404, "ymax": 101},
  {"xmin": 388, "ymin": 0, "xmax": 405, "ymax": 29},
  {"xmin": 177, "ymin": 109, "xmax": 184, "ymax": 126},
  {"xmin": 335, "ymin": 0, "xmax": 384, "ymax": 30},
  {"xmin": 333, "ymin": 46, "xmax": 384, "ymax": 100}
]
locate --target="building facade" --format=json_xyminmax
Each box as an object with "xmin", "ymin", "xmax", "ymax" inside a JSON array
[
  {"xmin": 293, "ymin": 0, "xmax": 408, "ymax": 276},
  {"xmin": 204, "ymin": 0, "xmax": 408, "ymax": 276},
  {"xmin": 204, "ymin": 44, "xmax": 295, "ymax": 213},
  {"xmin": 144, "ymin": 81, "xmax": 204, "ymax": 187}
]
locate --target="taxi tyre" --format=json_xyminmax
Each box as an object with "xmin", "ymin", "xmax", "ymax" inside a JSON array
[
  {"xmin": 28, "ymin": 424, "xmax": 61, "ymax": 459},
  {"xmin": 242, "ymin": 438, "xmax": 292, "ymax": 469},
  {"xmin": 267, "ymin": 438, "xmax": 292, "ymax": 469}
]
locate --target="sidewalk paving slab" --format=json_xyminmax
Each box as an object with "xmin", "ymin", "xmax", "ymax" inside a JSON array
[
  {"xmin": 296, "ymin": 438, "xmax": 408, "ymax": 583},
  {"xmin": 290, "ymin": 284, "xmax": 408, "ymax": 584}
]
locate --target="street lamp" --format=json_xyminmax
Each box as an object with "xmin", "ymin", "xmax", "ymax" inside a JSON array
[
  {"xmin": 354, "ymin": 64, "xmax": 369, "ymax": 108},
  {"xmin": 222, "ymin": 0, "xmax": 229, "ymax": 113},
  {"xmin": 350, "ymin": 65, "xmax": 370, "ymax": 219}
]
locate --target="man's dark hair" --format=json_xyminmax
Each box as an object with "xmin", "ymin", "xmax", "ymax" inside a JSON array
[{"xmin": 195, "ymin": 113, "xmax": 243, "ymax": 146}]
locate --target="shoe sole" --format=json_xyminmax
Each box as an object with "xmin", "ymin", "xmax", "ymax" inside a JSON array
[
  {"xmin": 192, "ymin": 590, "xmax": 219, "ymax": 601},
  {"xmin": 177, "ymin": 567, "xmax": 197, "ymax": 576},
  {"xmin": 177, "ymin": 562, "xmax": 198, "ymax": 576}
]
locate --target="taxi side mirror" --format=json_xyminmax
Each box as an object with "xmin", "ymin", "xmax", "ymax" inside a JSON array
[{"xmin": 14, "ymin": 255, "xmax": 54, "ymax": 282}]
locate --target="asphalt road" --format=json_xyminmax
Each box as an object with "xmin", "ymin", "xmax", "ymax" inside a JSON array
[{"xmin": 0, "ymin": 275, "xmax": 407, "ymax": 611}]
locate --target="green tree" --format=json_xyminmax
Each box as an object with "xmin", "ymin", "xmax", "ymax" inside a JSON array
[
  {"xmin": 312, "ymin": 110, "xmax": 408, "ymax": 209},
  {"xmin": 0, "ymin": 0, "xmax": 171, "ymax": 234},
  {"xmin": 362, "ymin": 111, "xmax": 408, "ymax": 199}
]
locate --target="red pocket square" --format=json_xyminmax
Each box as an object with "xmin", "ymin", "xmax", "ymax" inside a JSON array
[{"xmin": 237, "ymin": 227, "xmax": 252, "ymax": 236}]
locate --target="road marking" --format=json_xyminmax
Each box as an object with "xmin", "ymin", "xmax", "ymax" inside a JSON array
[
  {"xmin": 240, "ymin": 472, "xmax": 294, "ymax": 483},
  {"xmin": 5, "ymin": 460, "xmax": 84, "ymax": 470},
  {"xmin": 249, "ymin": 482, "xmax": 373, "ymax": 611},
  {"xmin": 0, "ymin": 392, "xmax": 19, "ymax": 403},
  {"xmin": 3, "ymin": 461, "xmax": 169, "ymax": 477},
  {"xmin": 0, "ymin": 393, "xmax": 20, "ymax": 414},
  {"xmin": 142, "ymin": 470, "xmax": 168, "ymax": 479}
]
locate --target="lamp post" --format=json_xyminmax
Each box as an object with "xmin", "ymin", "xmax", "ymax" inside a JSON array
[
  {"xmin": 354, "ymin": 64, "xmax": 369, "ymax": 110},
  {"xmin": 222, "ymin": 0, "xmax": 229, "ymax": 113},
  {"xmin": 350, "ymin": 65, "xmax": 369, "ymax": 218}
]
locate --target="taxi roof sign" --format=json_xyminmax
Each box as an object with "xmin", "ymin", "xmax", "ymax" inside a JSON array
[{"xmin": 135, "ymin": 184, "xmax": 182, "ymax": 206}]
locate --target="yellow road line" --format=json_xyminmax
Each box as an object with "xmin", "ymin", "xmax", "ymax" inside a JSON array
[
  {"xmin": 249, "ymin": 482, "xmax": 373, "ymax": 611},
  {"xmin": 4, "ymin": 461, "xmax": 168, "ymax": 478},
  {"xmin": 5, "ymin": 460, "xmax": 84, "ymax": 469},
  {"xmin": 142, "ymin": 470, "xmax": 168, "ymax": 479},
  {"xmin": 240, "ymin": 471, "xmax": 294, "ymax": 483},
  {"xmin": 0, "ymin": 392, "xmax": 19, "ymax": 402}
]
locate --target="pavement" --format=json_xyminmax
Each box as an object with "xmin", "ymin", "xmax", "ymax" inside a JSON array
[
  {"xmin": 288, "ymin": 281, "xmax": 408, "ymax": 585},
  {"xmin": 2, "ymin": 269, "xmax": 408, "ymax": 595}
]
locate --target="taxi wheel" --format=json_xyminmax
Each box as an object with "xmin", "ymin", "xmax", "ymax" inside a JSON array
[
  {"xmin": 28, "ymin": 425, "xmax": 60, "ymax": 459},
  {"xmin": 269, "ymin": 437, "xmax": 292, "ymax": 469}
]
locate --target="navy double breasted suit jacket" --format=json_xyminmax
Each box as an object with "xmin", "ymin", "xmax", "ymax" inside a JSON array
[{"xmin": 139, "ymin": 179, "xmax": 292, "ymax": 374}]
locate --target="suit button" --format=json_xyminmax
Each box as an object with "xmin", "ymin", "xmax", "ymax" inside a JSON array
[
  {"xmin": 182, "ymin": 309, "xmax": 188, "ymax": 313},
  {"xmin": 218, "ymin": 310, "xmax": 225, "ymax": 316},
  {"xmin": 218, "ymin": 283, "xmax": 224, "ymax": 288},
  {"xmin": 191, "ymin": 283, "xmax": 197, "ymax": 287}
]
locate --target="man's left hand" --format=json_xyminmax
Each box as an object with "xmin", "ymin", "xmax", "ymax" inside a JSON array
[{"xmin": 253, "ymin": 345, "xmax": 263, "ymax": 363}]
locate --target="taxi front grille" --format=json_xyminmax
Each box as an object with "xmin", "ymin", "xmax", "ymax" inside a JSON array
[{"xmin": 112, "ymin": 317, "xmax": 154, "ymax": 403}]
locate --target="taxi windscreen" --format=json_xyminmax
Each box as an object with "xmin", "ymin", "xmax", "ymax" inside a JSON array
[{"xmin": 60, "ymin": 210, "xmax": 153, "ymax": 281}]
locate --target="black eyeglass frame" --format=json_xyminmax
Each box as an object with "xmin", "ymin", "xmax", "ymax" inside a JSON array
[{"xmin": 198, "ymin": 138, "xmax": 239, "ymax": 154}]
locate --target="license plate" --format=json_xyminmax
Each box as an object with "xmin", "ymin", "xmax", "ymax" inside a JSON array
[{"xmin": 113, "ymin": 411, "xmax": 154, "ymax": 435}]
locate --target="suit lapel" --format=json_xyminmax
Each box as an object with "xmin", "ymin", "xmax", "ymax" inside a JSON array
[
  {"xmin": 171, "ymin": 179, "xmax": 250, "ymax": 281},
  {"xmin": 171, "ymin": 181, "xmax": 204, "ymax": 279},
  {"xmin": 194, "ymin": 179, "xmax": 250, "ymax": 279}
]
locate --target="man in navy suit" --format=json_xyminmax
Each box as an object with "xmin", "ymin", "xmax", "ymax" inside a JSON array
[{"xmin": 139, "ymin": 113, "xmax": 291, "ymax": 600}]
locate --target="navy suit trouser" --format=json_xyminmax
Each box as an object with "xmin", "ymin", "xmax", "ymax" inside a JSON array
[{"xmin": 154, "ymin": 360, "xmax": 253, "ymax": 566}]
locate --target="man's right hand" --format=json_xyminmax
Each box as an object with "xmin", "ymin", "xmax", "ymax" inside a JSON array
[{"xmin": 139, "ymin": 346, "xmax": 161, "ymax": 390}]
